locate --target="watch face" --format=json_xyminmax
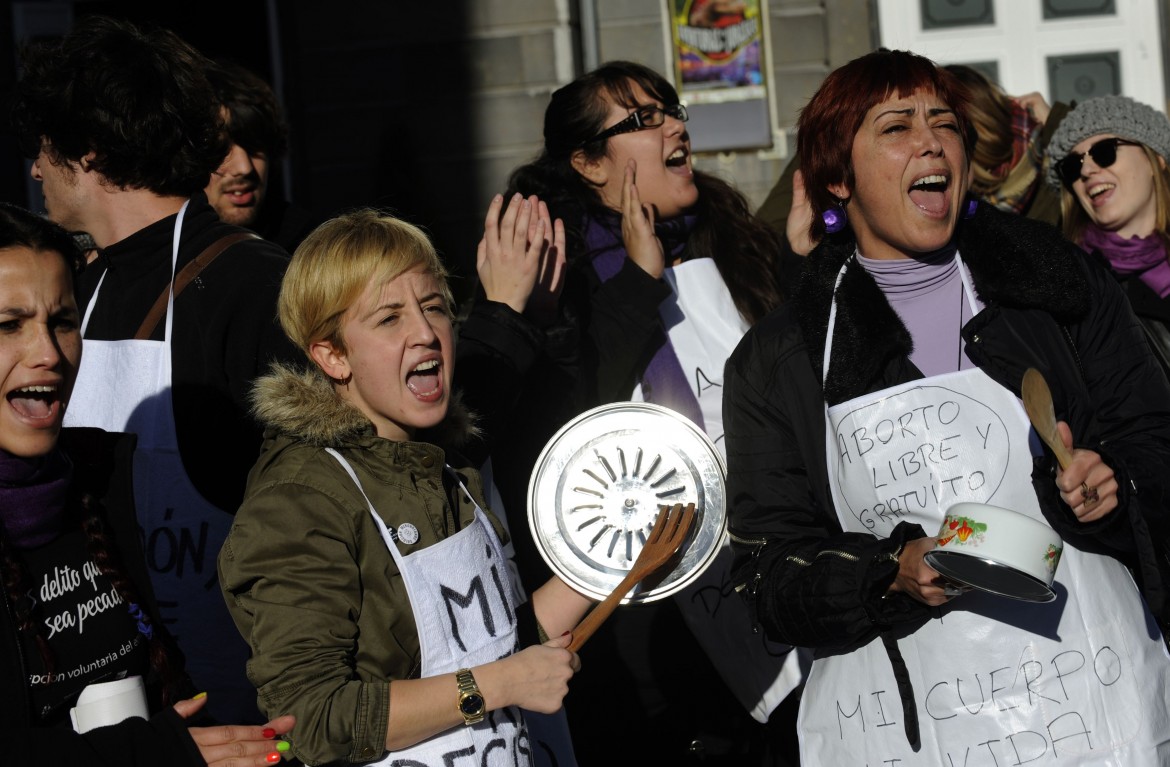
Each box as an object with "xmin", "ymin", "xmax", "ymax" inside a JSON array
[{"xmin": 460, "ymin": 693, "xmax": 485, "ymax": 716}]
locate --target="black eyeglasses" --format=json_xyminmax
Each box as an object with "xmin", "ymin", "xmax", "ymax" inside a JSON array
[
  {"xmin": 580, "ymin": 103, "xmax": 689, "ymax": 146},
  {"xmin": 1056, "ymin": 137, "xmax": 1142, "ymax": 188}
]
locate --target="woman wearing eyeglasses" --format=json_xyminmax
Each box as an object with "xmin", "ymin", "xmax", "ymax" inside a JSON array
[
  {"xmin": 504, "ymin": 60, "xmax": 791, "ymax": 415},
  {"xmin": 1045, "ymin": 95, "xmax": 1170, "ymax": 377},
  {"xmin": 481, "ymin": 61, "xmax": 800, "ymax": 765}
]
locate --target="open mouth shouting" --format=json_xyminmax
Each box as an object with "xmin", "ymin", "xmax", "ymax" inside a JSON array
[
  {"xmin": 7, "ymin": 383, "xmax": 65, "ymax": 428},
  {"xmin": 405, "ymin": 358, "xmax": 444, "ymax": 402},
  {"xmin": 666, "ymin": 145, "xmax": 690, "ymax": 172},
  {"xmin": 908, "ymin": 172, "xmax": 952, "ymax": 218}
]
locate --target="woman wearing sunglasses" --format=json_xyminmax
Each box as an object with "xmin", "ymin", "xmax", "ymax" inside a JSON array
[
  {"xmin": 1046, "ymin": 95, "xmax": 1170, "ymax": 375},
  {"xmin": 477, "ymin": 61, "xmax": 800, "ymax": 765}
]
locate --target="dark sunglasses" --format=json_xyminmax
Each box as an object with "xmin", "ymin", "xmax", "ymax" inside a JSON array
[
  {"xmin": 1056, "ymin": 137, "xmax": 1142, "ymax": 187},
  {"xmin": 580, "ymin": 103, "xmax": 689, "ymax": 147}
]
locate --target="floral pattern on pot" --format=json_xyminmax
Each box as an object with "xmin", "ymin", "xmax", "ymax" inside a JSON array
[
  {"xmin": 936, "ymin": 514, "xmax": 988, "ymax": 547},
  {"xmin": 1044, "ymin": 543, "xmax": 1063, "ymax": 575}
]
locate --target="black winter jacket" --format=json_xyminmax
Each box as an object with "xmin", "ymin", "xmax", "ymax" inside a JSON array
[
  {"xmin": 725, "ymin": 203, "xmax": 1170, "ymax": 654},
  {"xmin": 1116, "ymin": 268, "xmax": 1170, "ymax": 381}
]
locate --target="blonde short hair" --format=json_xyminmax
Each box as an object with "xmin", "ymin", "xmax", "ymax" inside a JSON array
[{"xmin": 278, "ymin": 209, "xmax": 452, "ymax": 357}]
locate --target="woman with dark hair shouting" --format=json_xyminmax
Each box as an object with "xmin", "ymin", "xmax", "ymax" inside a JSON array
[
  {"xmin": 0, "ymin": 203, "xmax": 294, "ymax": 766},
  {"xmin": 487, "ymin": 61, "xmax": 802, "ymax": 765}
]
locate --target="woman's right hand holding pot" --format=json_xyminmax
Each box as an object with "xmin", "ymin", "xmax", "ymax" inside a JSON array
[{"xmin": 887, "ymin": 536, "xmax": 955, "ymax": 607}]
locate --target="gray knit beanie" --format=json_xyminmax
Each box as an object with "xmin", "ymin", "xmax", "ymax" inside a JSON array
[{"xmin": 1045, "ymin": 95, "xmax": 1170, "ymax": 188}]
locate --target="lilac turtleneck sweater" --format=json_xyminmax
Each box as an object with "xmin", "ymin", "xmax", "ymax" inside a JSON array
[{"xmin": 856, "ymin": 247, "xmax": 982, "ymax": 378}]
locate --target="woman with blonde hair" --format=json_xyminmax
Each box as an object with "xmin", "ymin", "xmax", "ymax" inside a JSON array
[
  {"xmin": 943, "ymin": 63, "xmax": 1064, "ymax": 224},
  {"xmin": 1046, "ymin": 95, "xmax": 1170, "ymax": 374},
  {"xmin": 219, "ymin": 208, "xmax": 591, "ymax": 766}
]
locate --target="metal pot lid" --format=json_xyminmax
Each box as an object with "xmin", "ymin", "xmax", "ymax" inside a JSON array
[
  {"xmin": 527, "ymin": 402, "xmax": 726, "ymax": 604},
  {"xmin": 924, "ymin": 550, "xmax": 1058, "ymax": 603}
]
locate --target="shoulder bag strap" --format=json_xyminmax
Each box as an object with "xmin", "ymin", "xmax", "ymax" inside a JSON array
[{"xmin": 134, "ymin": 232, "xmax": 260, "ymax": 340}]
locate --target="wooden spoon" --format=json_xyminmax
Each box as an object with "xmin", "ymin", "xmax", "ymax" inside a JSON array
[
  {"xmin": 566, "ymin": 502, "xmax": 695, "ymax": 652},
  {"xmin": 1021, "ymin": 367, "xmax": 1074, "ymax": 470}
]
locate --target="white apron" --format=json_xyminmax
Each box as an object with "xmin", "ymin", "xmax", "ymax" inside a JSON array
[
  {"xmin": 477, "ymin": 458, "xmax": 577, "ymax": 766},
  {"xmin": 800, "ymin": 254, "xmax": 1170, "ymax": 765},
  {"xmin": 633, "ymin": 257, "xmax": 806, "ymax": 723},
  {"xmin": 326, "ymin": 450, "xmax": 531, "ymax": 766},
  {"xmin": 62, "ymin": 202, "xmax": 255, "ymax": 722}
]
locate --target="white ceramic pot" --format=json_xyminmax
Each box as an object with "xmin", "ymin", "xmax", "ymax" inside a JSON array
[{"xmin": 923, "ymin": 501, "xmax": 1064, "ymax": 602}]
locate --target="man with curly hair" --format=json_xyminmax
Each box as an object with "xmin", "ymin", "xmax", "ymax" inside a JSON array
[{"xmin": 10, "ymin": 15, "xmax": 298, "ymax": 724}]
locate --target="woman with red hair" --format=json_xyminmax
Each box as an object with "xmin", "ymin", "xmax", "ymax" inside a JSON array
[{"xmin": 724, "ymin": 48, "xmax": 1170, "ymax": 764}]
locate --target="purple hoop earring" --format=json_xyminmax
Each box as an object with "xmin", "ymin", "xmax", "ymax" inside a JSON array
[
  {"xmin": 963, "ymin": 198, "xmax": 978, "ymax": 219},
  {"xmin": 822, "ymin": 205, "xmax": 847, "ymax": 234}
]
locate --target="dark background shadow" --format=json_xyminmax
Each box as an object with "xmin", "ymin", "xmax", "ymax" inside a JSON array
[{"xmin": 0, "ymin": 0, "xmax": 482, "ymax": 299}]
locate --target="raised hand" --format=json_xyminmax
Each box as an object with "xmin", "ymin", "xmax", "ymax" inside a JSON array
[
  {"xmin": 620, "ymin": 159, "xmax": 666, "ymax": 279},
  {"xmin": 477, "ymin": 193, "xmax": 565, "ymax": 325},
  {"xmin": 1014, "ymin": 92, "xmax": 1051, "ymax": 124},
  {"xmin": 786, "ymin": 168, "xmax": 818, "ymax": 256},
  {"xmin": 525, "ymin": 199, "xmax": 566, "ymax": 327},
  {"xmin": 477, "ymin": 193, "xmax": 544, "ymax": 313}
]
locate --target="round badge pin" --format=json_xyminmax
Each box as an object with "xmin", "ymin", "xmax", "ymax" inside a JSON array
[{"xmin": 395, "ymin": 523, "xmax": 420, "ymax": 545}]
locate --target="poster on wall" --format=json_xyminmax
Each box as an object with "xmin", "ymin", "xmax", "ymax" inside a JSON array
[{"xmin": 670, "ymin": 0, "xmax": 766, "ymax": 104}]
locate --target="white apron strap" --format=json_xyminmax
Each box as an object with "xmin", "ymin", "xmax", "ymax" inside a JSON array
[
  {"xmin": 81, "ymin": 200, "xmax": 189, "ymax": 338},
  {"xmin": 323, "ymin": 447, "xmax": 403, "ymax": 549}
]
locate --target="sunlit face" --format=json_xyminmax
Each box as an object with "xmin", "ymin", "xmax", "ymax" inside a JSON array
[
  {"xmin": 0, "ymin": 246, "xmax": 81, "ymax": 457},
  {"xmin": 30, "ymin": 144, "xmax": 93, "ymax": 235},
  {"xmin": 320, "ymin": 267, "xmax": 453, "ymax": 442},
  {"xmin": 590, "ymin": 82, "xmax": 699, "ymax": 219},
  {"xmin": 831, "ymin": 89, "xmax": 971, "ymax": 260},
  {"xmin": 1067, "ymin": 134, "xmax": 1160, "ymax": 239}
]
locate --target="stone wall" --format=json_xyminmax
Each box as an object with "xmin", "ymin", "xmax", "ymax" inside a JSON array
[
  {"xmin": 277, "ymin": 1, "xmax": 876, "ymax": 293},
  {"xmin": 588, "ymin": 0, "xmax": 874, "ymax": 209}
]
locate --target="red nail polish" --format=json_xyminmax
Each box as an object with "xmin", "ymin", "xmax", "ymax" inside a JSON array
[
  {"xmin": 266, "ymin": 753, "xmax": 281, "ymax": 764},
  {"xmin": 262, "ymin": 728, "xmax": 276, "ymax": 739}
]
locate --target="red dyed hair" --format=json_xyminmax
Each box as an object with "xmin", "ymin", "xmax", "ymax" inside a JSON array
[{"xmin": 798, "ymin": 49, "xmax": 975, "ymax": 240}]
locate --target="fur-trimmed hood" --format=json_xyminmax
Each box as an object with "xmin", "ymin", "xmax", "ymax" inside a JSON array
[
  {"xmin": 795, "ymin": 202, "xmax": 1093, "ymax": 405},
  {"xmin": 249, "ymin": 362, "xmax": 477, "ymax": 449}
]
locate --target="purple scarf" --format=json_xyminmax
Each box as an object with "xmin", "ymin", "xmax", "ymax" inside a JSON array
[
  {"xmin": 1082, "ymin": 225, "xmax": 1170, "ymax": 298},
  {"xmin": 0, "ymin": 447, "xmax": 72, "ymax": 550},
  {"xmin": 583, "ymin": 211, "xmax": 705, "ymax": 429}
]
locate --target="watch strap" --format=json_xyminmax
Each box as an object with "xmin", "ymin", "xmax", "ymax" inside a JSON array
[{"xmin": 455, "ymin": 668, "xmax": 486, "ymax": 725}]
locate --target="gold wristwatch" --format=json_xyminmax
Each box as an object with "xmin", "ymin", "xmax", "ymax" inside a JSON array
[{"xmin": 455, "ymin": 668, "xmax": 486, "ymax": 725}]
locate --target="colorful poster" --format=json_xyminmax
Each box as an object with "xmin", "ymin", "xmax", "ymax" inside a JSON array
[{"xmin": 670, "ymin": 0, "xmax": 766, "ymax": 103}]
